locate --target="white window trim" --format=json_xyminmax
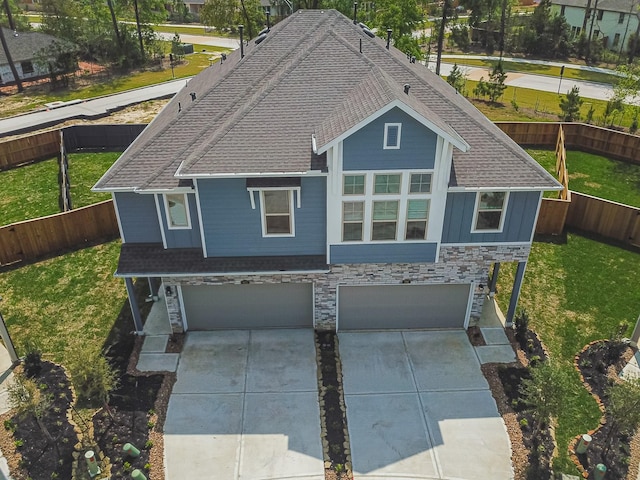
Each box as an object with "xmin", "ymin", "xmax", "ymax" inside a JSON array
[
  {"xmin": 408, "ymin": 171, "xmax": 433, "ymax": 195},
  {"xmin": 254, "ymin": 188, "xmax": 299, "ymax": 238},
  {"xmin": 163, "ymin": 193, "xmax": 192, "ymax": 230},
  {"xmin": 338, "ymin": 171, "xmax": 435, "ymax": 244},
  {"xmin": 341, "ymin": 200, "xmax": 365, "ymax": 242},
  {"xmin": 383, "ymin": 123, "xmax": 402, "ymax": 150},
  {"xmin": 342, "ymin": 173, "xmax": 366, "ymax": 196},
  {"xmin": 405, "ymin": 198, "xmax": 430, "ymax": 241},
  {"xmin": 471, "ymin": 191, "xmax": 509, "ymax": 234},
  {"xmin": 371, "ymin": 199, "xmax": 399, "ymax": 241}
]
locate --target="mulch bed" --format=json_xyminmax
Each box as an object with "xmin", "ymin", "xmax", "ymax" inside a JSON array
[
  {"xmin": 573, "ymin": 340, "xmax": 636, "ymax": 479},
  {"xmin": 316, "ymin": 331, "xmax": 352, "ymax": 480}
]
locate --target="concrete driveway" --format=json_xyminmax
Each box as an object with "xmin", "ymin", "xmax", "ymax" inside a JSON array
[
  {"xmin": 339, "ymin": 330, "xmax": 513, "ymax": 480},
  {"xmin": 164, "ymin": 329, "xmax": 324, "ymax": 480}
]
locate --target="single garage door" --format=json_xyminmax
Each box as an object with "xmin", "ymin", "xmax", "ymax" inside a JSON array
[
  {"xmin": 181, "ymin": 283, "xmax": 313, "ymax": 330},
  {"xmin": 338, "ymin": 284, "xmax": 471, "ymax": 330}
]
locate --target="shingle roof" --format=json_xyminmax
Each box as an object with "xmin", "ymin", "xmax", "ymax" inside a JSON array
[
  {"xmin": 551, "ymin": 0, "xmax": 640, "ymax": 13},
  {"xmin": 0, "ymin": 28, "xmax": 73, "ymax": 64},
  {"xmin": 94, "ymin": 10, "xmax": 560, "ymax": 191},
  {"xmin": 115, "ymin": 243, "xmax": 329, "ymax": 276}
]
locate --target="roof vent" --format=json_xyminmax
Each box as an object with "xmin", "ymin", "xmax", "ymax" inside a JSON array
[
  {"xmin": 221, "ymin": 52, "xmax": 226, "ymax": 63},
  {"xmin": 404, "ymin": 84, "xmax": 410, "ymax": 95},
  {"xmin": 239, "ymin": 25, "xmax": 244, "ymax": 59},
  {"xmin": 258, "ymin": 27, "xmax": 269, "ymax": 36},
  {"xmin": 190, "ymin": 92, "xmax": 196, "ymax": 101},
  {"xmin": 386, "ymin": 29, "xmax": 392, "ymax": 49},
  {"xmin": 362, "ymin": 28, "xmax": 375, "ymax": 38},
  {"xmin": 353, "ymin": 2, "xmax": 358, "ymax": 24},
  {"xmin": 255, "ymin": 32, "xmax": 267, "ymax": 44},
  {"xmin": 178, "ymin": 102, "xmax": 182, "ymax": 112}
]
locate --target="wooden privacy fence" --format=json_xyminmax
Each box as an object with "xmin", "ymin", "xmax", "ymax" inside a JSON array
[
  {"xmin": 0, "ymin": 130, "xmax": 60, "ymax": 170},
  {"xmin": 497, "ymin": 122, "xmax": 640, "ymax": 246},
  {"xmin": 0, "ymin": 201, "xmax": 119, "ymax": 267},
  {"xmin": 555, "ymin": 126, "xmax": 569, "ymax": 201}
]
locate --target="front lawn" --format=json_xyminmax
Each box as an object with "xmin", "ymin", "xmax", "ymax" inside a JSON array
[
  {"xmin": 526, "ymin": 148, "xmax": 640, "ymax": 207},
  {"xmin": 495, "ymin": 233, "xmax": 640, "ymax": 473},
  {"xmin": 68, "ymin": 152, "xmax": 121, "ymax": 208},
  {"xmin": 0, "ymin": 158, "xmax": 59, "ymax": 226},
  {"xmin": 0, "ymin": 240, "xmax": 125, "ymax": 365}
]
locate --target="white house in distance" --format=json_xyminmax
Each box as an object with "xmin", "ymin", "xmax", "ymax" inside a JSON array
[{"xmin": 551, "ymin": 0, "xmax": 640, "ymax": 52}]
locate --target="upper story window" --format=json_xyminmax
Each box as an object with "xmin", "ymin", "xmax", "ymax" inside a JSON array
[
  {"xmin": 383, "ymin": 123, "xmax": 402, "ymax": 149},
  {"xmin": 374, "ymin": 174, "xmax": 401, "ymax": 194},
  {"xmin": 409, "ymin": 173, "xmax": 432, "ymax": 193},
  {"xmin": 473, "ymin": 191, "xmax": 508, "ymax": 232},
  {"xmin": 164, "ymin": 193, "xmax": 191, "ymax": 229},
  {"xmin": 619, "ymin": 12, "xmax": 625, "ymax": 23},
  {"xmin": 261, "ymin": 190, "xmax": 294, "ymax": 236},
  {"xmin": 343, "ymin": 174, "xmax": 365, "ymax": 195},
  {"xmin": 597, "ymin": 9, "xmax": 603, "ymax": 20},
  {"xmin": 406, "ymin": 199, "xmax": 430, "ymax": 240}
]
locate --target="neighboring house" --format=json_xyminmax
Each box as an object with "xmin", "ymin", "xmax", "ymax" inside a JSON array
[
  {"xmin": 182, "ymin": 0, "xmax": 204, "ymax": 16},
  {"xmin": 94, "ymin": 9, "xmax": 561, "ymax": 334},
  {"xmin": 551, "ymin": 0, "xmax": 640, "ymax": 52},
  {"xmin": 0, "ymin": 28, "xmax": 73, "ymax": 85}
]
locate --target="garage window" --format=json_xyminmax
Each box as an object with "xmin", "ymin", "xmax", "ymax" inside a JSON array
[
  {"xmin": 260, "ymin": 190, "xmax": 294, "ymax": 236},
  {"xmin": 164, "ymin": 193, "xmax": 191, "ymax": 229},
  {"xmin": 473, "ymin": 191, "xmax": 508, "ymax": 232}
]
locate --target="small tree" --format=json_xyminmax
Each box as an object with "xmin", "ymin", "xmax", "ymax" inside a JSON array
[
  {"xmin": 559, "ymin": 86, "xmax": 583, "ymax": 122},
  {"xmin": 604, "ymin": 378, "xmax": 640, "ymax": 457},
  {"xmin": 171, "ymin": 32, "xmax": 185, "ymax": 61},
  {"xmin": 66, "ymin": 346, "xmax": 118, "ymax": 408},
  {"xmin": 8, "ymin": 373, "xmax": 56, "ymax": 449},
  {"xmin": 447, "ymin": 63, "xmax": 467, "ymax": 93},
  {"xmin": 519, "ymin": 361, "xmax": 573, "ymax": 438},
  {"xmin": 486, "ymin": 62, "xmax": 507, "ymax": 103}
]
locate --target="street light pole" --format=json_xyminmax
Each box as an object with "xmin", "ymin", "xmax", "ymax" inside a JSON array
[{"xmin": 558, "ymin": 65, "xmax": 565, "ymax": 95}]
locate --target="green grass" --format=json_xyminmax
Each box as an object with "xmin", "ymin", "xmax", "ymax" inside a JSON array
[
  {"xmin": 526, "ymin": 148, "xmax": 640, "ymax": 207},
  {"xmin": 495, "ymin": 233, "xmax": 640, "ymax": 474},
  {"xmin": 68, "ymin": 152, "xmax": 121, "ymax": 208},
  {"xmin": 525, "ymin": 148, "xmax": 559, "ymax": 199},
  {"xmin": 446, "ymin": 58, "xmax": 619, "ymax": 85},
  {"xmin": 0, "ymin": 159, "xmax": 60, "ymax": 225},
  {"xmin": 156, "ymin": 24, "xmax": 238, "ymax": 39},
  {"xmin": 0, "ymin": 240, "xmax": 125, "ymax": 364}
]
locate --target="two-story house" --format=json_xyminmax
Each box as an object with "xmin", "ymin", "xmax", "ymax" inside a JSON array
[
  {"xmin": 94, "ymin": 9, "xmax": 562, "ymax": 334},
  {"xmin": 551, "ymin": 0, "xmax": 640, "ymax": 52}
]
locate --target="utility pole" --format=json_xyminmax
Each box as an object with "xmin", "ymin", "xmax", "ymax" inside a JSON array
[
  {"xmin": 2, "ymin": 0, "xmax": 15, "ymax": 31},
  {"xmin": 133, "ymin": 0, "xmax": 144, "ymax": 60},
  {"xmin": 435, "ymin": 0, "xmax": 450, "ymax": 75},
  {"xmin": 586, "ymin": 0, "xmax": 600, "ymax": 63}
]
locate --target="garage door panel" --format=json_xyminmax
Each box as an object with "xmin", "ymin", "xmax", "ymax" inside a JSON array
[
  {"xmin": 338, "ymin": 284, "xmax": 470, "ymax": 330},
  {"xmin": 182, "ymin": 283, "xmax": 313, "ymax": 330}
]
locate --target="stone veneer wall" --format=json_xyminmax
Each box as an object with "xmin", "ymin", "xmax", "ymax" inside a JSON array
[{"xmin": 162, "ymin": 244, "xmax": 530, "ymax": 333}]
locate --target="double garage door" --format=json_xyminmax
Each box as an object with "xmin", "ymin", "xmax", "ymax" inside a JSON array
[
  {"xmin": 179, "ymin": 283, "xmax": 471, "ymax": 331},
  {"xmin": 181, "ymin": 283, "xmax": 314, "ymax": 330},
  {"xmin": 338, "ymin": 284, "xmax": 472, "ymax": 330}
]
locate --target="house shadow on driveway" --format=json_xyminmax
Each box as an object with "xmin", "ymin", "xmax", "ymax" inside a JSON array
[
  {"xmin": 163, "ymin": 329, "xmax": 325, "ymax": 480},
  {"xmin": 339, "ymin": 331, "xmax": 514, "ymax": 480}
]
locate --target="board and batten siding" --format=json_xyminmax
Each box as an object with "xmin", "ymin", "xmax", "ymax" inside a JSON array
[
  {"xmin": 198, "ymin": 177, "xmax": 327, "ymax": 257},
  {"xmin": 330, "ymin": 243, "xmax": 437, "ymax": 264},
  {"xmin": 343, "ymin": 107, "xmax": 438, "ymax": 171},
  {"xmin": 156, "ymin": 194, "xmax": 202, "ymax": 249},
  {"xmin": 441, "ymin": 191, "xmax": 540, "ymax": 243},
  {"xmin": 114, "ymin": 192, "xmax": 163, "ymax": 243}
]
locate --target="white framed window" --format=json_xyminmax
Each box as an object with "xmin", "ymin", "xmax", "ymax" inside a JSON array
[
  {"xmin": 374, "ymin": 173, "xmax": 401, "ymax": 194},
  {"xmin": 409, "ymin": 173, "xmax": 432, "ymax": 194},
  {"xmin": 383, "ymin": 123, "xmax": 402, "ymax": 149},
  {"xmin": 619, "ymin": 12, "xmax": 625, "ymax": 23},
  {"xmin": 342, "ymin": 201, "xmax": 364, "ymax": 241},
  {"xmin": 405, "ymin": 199, "xmax": 430, "ymax": 240},
  {"xmin": 343, "ymin": 174, "xmax": 365, "ymax": 195},
  {"xmin": 372, "ymin": 200, "xmax": 398, "ymax": 240},
  {"xmin": 164, "ymin": 193, "xmax": 191, "ymax": 229},
  {"xmin": 260, "ymin": 189, "xmax": 295, "ymax": 237},
  {"xmin": 473, "ymin": 191, "xmax": 508, "ymax": 232}
]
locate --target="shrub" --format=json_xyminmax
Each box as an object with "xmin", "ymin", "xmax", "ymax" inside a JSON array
[
  {"xmin": 22, "ymin": 341, "xmax": 42, "ymax": 378},
  {"xmin": 514, "ymin": 309, "xmax": 530, "ymax": 346},
  {"xmin": 65, "ymin": 346, "xmax": 118, "ymax": 407}
]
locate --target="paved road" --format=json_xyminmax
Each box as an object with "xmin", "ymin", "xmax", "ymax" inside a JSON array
[{"xmin": 0, "ymin": 78, "xmax": 190, "ymax": 137}]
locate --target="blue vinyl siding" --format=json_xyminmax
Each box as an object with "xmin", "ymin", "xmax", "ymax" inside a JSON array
[
  {"xmin": 330, "ymin": 243, "xmax": 437, "ymax": 264},
  {"xmin": 441, "ymin": 191, "xmax": 541, "ymax": 243},
  {"xmin": 157, "ymin": 194, "xmax": 202, "ymax": 249},
  {"xmin": 114, "ymin": 192, "xmax": 162, "ymax": 243},
  {"xmin": 343, "ymin": 108, "xmax": 438, "ymax": 171},
  {"xmin": 198, "ymin": 177, "xmax": 326, "ymax": 256}
]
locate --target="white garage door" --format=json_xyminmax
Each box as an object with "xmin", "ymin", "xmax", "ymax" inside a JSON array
[
  {"xmin": 338, "ymin": 284, "xmax": 472, "ymax": 330},
  {"xmin": 181, "ymin": 283, "xmax": 313, "ymax": 330}
]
